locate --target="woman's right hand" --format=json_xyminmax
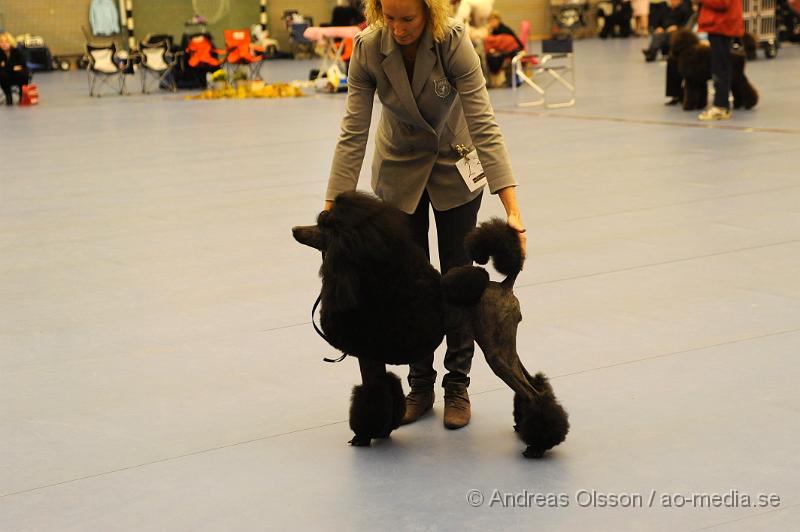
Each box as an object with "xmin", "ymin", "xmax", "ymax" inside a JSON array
[{"xmin": 323, "ymin": 200, "xmax": 334, "ymax": 211}]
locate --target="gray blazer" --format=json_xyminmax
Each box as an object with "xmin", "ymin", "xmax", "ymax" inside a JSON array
[{"xmin": 326, "ymin": 19, "xmax": 516, "ymax": 214}]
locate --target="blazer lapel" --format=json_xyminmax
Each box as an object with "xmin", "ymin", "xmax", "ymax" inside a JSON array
[
  {"xmin": 380, "ymin": 27, "xmax": 434, "ymax": 133},
  {"xmin": 411, "ymin": 27, "xmax": 435, "ymax": 99}
]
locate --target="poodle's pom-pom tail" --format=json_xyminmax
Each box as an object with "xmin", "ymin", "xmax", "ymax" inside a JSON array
[
  {"xmin": 514, "ymin": 372, "xmax": 570, "ymax": 459},
  {"xmin": 349, "ymin": 372, "xmax": 406, "ymax": 445},
  {"xmin": 464, "ymin": 218, "xmax": 524, "ymax": 277},
  {"xmin": 442, "ymin": 266, "xmax": 490, "ymax": 306}
]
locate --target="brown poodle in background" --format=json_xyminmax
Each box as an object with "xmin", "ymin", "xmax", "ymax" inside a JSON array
[
  {"xmin": 669, "ymin": 29, "xmax": 759, "ymax": 111},
  {"xmin": 293, "ymin": 192, "xmax": 569, "ymax": 458}
]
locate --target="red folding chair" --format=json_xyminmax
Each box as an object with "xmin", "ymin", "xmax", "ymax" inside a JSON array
[
  {"xmin": 224, "ymin": 29, "xmax": 265, "ymax": 80},
  {"xmin": 185, "ymin": 34, "xmax": 225, "ymax": 68}
]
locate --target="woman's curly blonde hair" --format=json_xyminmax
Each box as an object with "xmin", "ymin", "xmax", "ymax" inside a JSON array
[
  {"xmin": 0, "ymin": 32, "xmax": 17, "ymax": 47},
  {"xmin": 364, "ymin": 0, "xmax": 450, "ymax": 43}
]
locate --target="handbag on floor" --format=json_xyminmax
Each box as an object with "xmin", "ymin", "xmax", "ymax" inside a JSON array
[{"xmin": 20, "ymin": 84, "xmax": 39, "ymax": 106}]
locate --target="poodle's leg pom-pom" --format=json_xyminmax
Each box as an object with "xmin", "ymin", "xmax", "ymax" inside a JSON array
[
  {"xmin": 348, "ymin": 371, "xmax": 406, "ymax": 445},
  {"xmin": 514, "ymin": 373, "xmax": 570, "ymax": 459}
]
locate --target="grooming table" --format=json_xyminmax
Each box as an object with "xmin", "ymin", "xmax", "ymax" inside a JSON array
[{"xmin": 303, "ymin": 26, "xmax": 361, "ymax": 81}]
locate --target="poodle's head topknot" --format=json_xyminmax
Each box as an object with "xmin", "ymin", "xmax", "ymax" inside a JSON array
[
  {"xmin": 293, "ymin": 191, "xmax": 426, "ymax": 311},
  {"xmin": 669, "ymin": 29, "xmax": 700, "ymax": 60},
  {"xmin": 292, "ymin": 192, "xmax": 406, "ymax": 253}
]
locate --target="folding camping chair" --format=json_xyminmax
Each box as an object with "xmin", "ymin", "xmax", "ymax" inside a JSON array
[
  {"xmin": 86, "ymin": 42, "xmax": 128, "ymax": 96},
  {"xmin": 177, "ymin": 33, "xmax": 225, "ymax": 89},
  {"xmin": 511, "ymin": 37, "xmax": 576, "ymax": 108},
  {"xmin": 139, "ymin": 40, "xmax": 178, "ymax": 93},
  {"xmin": 185, "ymin": 33, "xmax": 224, "ymax": 68},
  {"xmin": 223, "ymin": 29, "xmax": 265, "ymax": 80}
]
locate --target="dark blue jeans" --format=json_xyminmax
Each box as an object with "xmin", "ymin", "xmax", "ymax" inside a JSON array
[
  {"xmin": 406, "ymin": 189, "xmax": 483, "ymax": 389},
  {"xmin": 709, "ymin": 33, "xmax": 732, "ymax": 109}
]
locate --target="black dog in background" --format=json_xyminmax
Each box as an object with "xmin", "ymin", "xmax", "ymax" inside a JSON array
[
  {"xmin": 669, "ymin": 29, "xmax": 759, "ymax": 111},
  {"xmin": 293, "ymin": 192, "xmax": 569, "ymax": 458},
  {"xmin": 597, "ymin": 0, "xmax": 633, "ymax": 39}
]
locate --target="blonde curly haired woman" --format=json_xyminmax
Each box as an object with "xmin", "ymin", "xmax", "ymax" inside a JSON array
[
  {"xmin": 323, "ymin": 0, "xmax": 525, "ymax": 430},
  {"xmin": 0, "ymin": 32, "xmax": 29, "ymax": 106}
]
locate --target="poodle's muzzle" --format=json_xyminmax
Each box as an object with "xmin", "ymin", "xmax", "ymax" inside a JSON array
[{"xmin": 292, "ymin": 224, "xmax": 325, "ymax": 251}]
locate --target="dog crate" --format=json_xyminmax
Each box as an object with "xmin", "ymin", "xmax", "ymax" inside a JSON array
[{"xmin": 743, "ymin": 0, "xmax": 779, "ymax": 57}]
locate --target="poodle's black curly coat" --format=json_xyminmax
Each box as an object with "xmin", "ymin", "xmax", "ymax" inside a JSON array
[
  {"xmin": 669, "ymin": 29, "xmax": 759, "ymax": 111},
  {"xmin": 293, "ymin": 192, "xmax": 569, "ymax": 458}
]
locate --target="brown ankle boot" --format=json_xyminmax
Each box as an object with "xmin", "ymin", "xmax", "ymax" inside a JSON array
[
  {"xmin": 443, "ymin": 384, "xmax": 471, "ymax": 429},
  {"xmin": 400, "ymin": 388, "xmax": 434, "ymax": 425}
]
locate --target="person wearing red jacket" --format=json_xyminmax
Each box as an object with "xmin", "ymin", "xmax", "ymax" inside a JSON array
[{"xmin": 697, "ymin": 0, "xmax": 744, "ymax": 120}]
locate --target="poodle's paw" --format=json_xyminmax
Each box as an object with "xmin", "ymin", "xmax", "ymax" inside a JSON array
[
  {"xmin": 523, "ymin": 446, "xmax": 546, "ymax": 459},
  {"xmin": 348, "ymin": 434, "xmax": 372, "ymax": 447}
]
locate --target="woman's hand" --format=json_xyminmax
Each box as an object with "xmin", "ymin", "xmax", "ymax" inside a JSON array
[
  {"xmin": 323, "ymin": 200, "xmax": 334, "ymax": 211},
  {"xmin": 506, "ymin": 212, "xmax": 527, "ymax": 259},
  {"xmin": 498, "ymin": 186, "xmax": 526, "ymax": 259}
]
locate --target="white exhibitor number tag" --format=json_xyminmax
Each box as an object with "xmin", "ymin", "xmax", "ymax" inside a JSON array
[{"xmin": 455, "ymin": 149, "xmax": 486, "ymax": 192}]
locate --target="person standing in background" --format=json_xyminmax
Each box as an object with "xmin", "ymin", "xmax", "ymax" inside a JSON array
[
  {"xmin": 697, "ymin": 0, "xmax": 744, "ymax": 120},
  {"xmin": 632, "ymin": 0, "xmax": 651, "ymax": 36}
]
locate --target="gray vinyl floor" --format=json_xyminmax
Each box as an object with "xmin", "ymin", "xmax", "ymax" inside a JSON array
[{"xmin": 1, "ymin": 37, "xmax": 799, "ymax": 531}]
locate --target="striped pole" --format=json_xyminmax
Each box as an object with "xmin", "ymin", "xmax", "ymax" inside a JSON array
[
  {"xmin": 126, "ymin": 0, "xmax": 136, "ymax": 50},
  {"xmin": 260, "ymin": 0, "xmax": 268, "ymax": 29}
]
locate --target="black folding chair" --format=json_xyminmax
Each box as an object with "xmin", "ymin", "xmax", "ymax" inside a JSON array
[
  {"xmin": 139, "ymin": 40, "xmax": 178, "ymax": 93},
  {"xmin": 86, "ymin": 42, "xmax": 127, "ymax": 96}
]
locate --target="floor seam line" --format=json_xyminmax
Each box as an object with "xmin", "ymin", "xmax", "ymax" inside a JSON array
[
  {"xmin": 471, "ymin": 327, "xmax": 800, "ymax": 397},
  {"xmin": 5, "ymin": 328, "xmax": 797, "ymax": 499},
  {"xmin": 517, "ymin": 239, "xmax": 799, "ymax": 289},
  {"xmin": 494, "ymin": 108, "xmax": 800, "ymax": 135},
  {"xmin": 689, "ymin": 501, "xmax": 800, "ymax": 531},
  {"xmin": 0, "ymin": 421, "xmax": 347, "ymax": 499},
  {"xmin": 560, "ymin": 184, "xmax": 800, "ymax": 222}
]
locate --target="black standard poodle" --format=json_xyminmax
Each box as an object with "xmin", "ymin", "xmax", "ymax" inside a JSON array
[
  {"xmin": 669, "ymin": 29, "xmax": 759, "ymax": 111},
  {"xmin": 292, "ymin": 191, "xmax": 569, "ymax": 458}
]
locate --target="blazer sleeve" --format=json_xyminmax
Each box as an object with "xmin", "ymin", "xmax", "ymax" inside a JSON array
[
  {"xmin": 326, "ymin": 33, "xmax": 377, "ymax": 202},
  {"xmin": 444, "ymin": 24, "xmax": 517, "ymax": 194}
]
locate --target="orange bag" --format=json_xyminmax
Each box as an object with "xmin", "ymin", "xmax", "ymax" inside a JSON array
[{"xmin": 20, "ymin": 84, "xmax": 39, "ymax": 106}]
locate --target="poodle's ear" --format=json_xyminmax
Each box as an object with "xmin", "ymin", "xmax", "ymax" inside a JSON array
[{"xmin": 292, "ymin": 224, "xmax": 325, "ymax": 251}]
